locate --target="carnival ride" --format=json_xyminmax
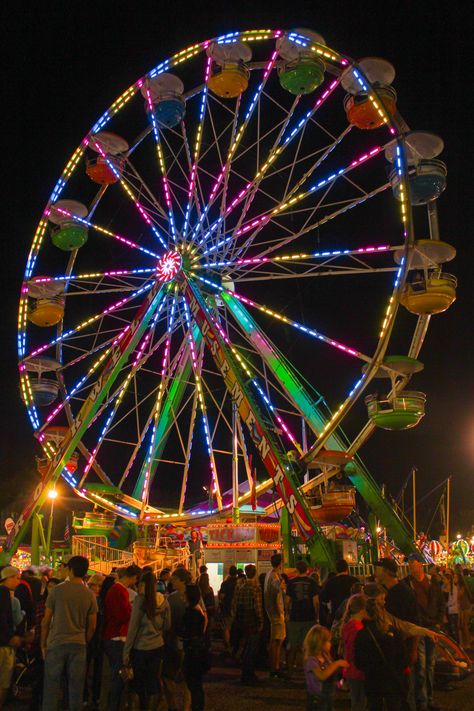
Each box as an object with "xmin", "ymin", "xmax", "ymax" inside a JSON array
[{"xmin": 3, "ymin": 28, "xmax": 456, "ymax": 568}]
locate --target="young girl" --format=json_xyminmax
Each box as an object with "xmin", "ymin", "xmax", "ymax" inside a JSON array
[
  {"xmin": 341, "ymin": 594, "xmax": 367, "ymax": 711},
  {"xmin": 303, "ymin": 624, "xmax": 349, "ymax": 711}
]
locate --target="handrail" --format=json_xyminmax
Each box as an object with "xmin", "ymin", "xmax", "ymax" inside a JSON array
[{"xmin": 72, "ymin": 535, "xmax": 133, "ymax": 575}]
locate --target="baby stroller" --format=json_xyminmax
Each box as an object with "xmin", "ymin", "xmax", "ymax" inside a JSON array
[
  {"xmin": 434, "ymin": 631, "xmax": 472, "ymax": 686},
  {"xmin": 10, "ymin": 649, "xmax": 40, "ymax": 704}
]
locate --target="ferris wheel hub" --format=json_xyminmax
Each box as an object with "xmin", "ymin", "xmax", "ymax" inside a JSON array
[{"xmin": 156, "ymin": 250, "xmax": 182, "ymax": 282}]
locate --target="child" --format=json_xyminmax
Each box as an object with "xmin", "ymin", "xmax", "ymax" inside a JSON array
[
  {"xmin": 303, "ymin": 624, "xmax": 349, "ymax": 711},
  {"xmin": 341, "ymin": 594, "xmax": 367, "ymax": 711}
]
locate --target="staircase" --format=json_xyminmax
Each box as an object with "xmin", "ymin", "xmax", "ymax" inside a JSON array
[{"xmin": 72, "ymin": 535, "xmax": 133, "ymax": 575}]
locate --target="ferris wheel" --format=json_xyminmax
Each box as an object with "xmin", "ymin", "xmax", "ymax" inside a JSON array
[{"xmin": 10, "ymin": 28, "xmax": 456, "ymax": 566}]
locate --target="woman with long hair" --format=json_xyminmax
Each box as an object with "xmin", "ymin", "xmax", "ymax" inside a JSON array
[
  {"xmin": 181, "ymin": 584, "xmax": 210, "ymax": 711},
  {"xmin": 355, "ymin": 598, "xmax": 410, "ymax": 711},
  {"xmin": 198, "ymin": 573, "xmax": 215, "ymax": 647},
  {"xmin": 340, "ymin": 594, "xmax": 367, "ymax": 711},
  {"xmin": 123, "ymin": 571, "xmax": 170, "ymax": 710},
  {"xmin": 303, "ymin": 624, "xmax": 349, "ymax": 711}
]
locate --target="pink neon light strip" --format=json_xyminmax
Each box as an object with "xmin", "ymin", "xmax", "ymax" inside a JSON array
[
  {"xmin": 195, "ymin": 77, "xmax": 341, "ymax": 246},
  {"xmin": 228, "ymin": 290, "xmax": 364, "ymax": 359},
  {"xmin": 204, "ymin": 244, "xmax": 391, "ymax": 269},
  {"xmin": 232, "ymin": 145, "xmax": 383, "ymax": 238}
]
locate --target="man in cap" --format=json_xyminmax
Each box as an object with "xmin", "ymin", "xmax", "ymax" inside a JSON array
[
  {"xmin": 404, "ymin": 553, "xmax": 444, "ymax": 711},
  {"xmin": 374, "ymin": 557, "xmax": 420, "ymax": 711},
  {"xmin": 0, "ymin": 567, "xmax": 23, "ymax": 708}
]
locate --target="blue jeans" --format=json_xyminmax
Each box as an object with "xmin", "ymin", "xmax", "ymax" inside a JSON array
[
  {"xmin": 415, "ymin": 636, "xmax": 436, "ymax": 707},
  {"xmin": 104, "ymin": 639, "xmax": 125, "ymax": 711},
  {"xmin": 42, "ymin": 643, "xmax": 86, "ymax": 711}
]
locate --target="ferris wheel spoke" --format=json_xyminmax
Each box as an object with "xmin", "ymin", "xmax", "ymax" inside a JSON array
[
  {"xmin": 119, "ymin": 330, "xmax": 194, "ymax": 493},
  {"xmin": 228, "ymin": 125, "xmax": 360, "ymax": 248},
  {"xmin": 237, "ymin": 181, "xmax": 392, "ymax": 263},
  {"xmin": 144, "ymin": 87, "xmax": 180, "ymax": 242},
  {"xmin": 26, "ymin": 282, "xmax": 155, "ymax": 360},
  {"xmin": 178, "ymin": 385, "xmax": 199, "ymax": 514},
  {"xmin": 189, "ymin": 95, "xmax": 242, "ymax": 247},
  {"xmin": 48, "ymin": 205, "xmax": 162, "ymax": 260},
  {"xmin": 49, "ymin": 292, "xmax": 171, "ymax": 449},
  {"xmin": 198, "ymin": 76, "xmax": 342, "ymax": 258},
  {"xmin": 183, "ymin": 299, "xmax": 223, "ymax": 508},
  {"xmin": 88, "ymin": 136, "xmax": 170, "ymax": 249},
  {"xmin": 228, "ymin": 288, "xmax": 371, "ymax": 361},
  {"xmin": 121, "ymin": 158, "xmax": 170, "ymax": 222},
  {"xmin": 182, "ymin": 56, "xmax": 212, "ymax": 238},
  {"xmin": 191, "ymin": 52, "xmax": 278, "ymax": 246}
]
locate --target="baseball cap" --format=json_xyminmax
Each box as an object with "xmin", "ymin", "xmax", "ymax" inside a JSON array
[
  {"xmin": 0, "ymin": 566, "xmax": 20, "ymax": 582},
  {"xmin": 374, "ymin": 558, "xmax": 398, "ymax": 576},
  {"xmin": 407, "ymin": 552, "xmax": 425, "ymax": 563}
]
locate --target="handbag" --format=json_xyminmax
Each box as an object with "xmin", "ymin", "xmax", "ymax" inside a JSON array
[{"xmin": 366, "ymin": 626, "xmax": 408, "ymax": 694}]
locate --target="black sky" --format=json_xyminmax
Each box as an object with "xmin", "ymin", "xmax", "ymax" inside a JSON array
[{"xmin": 1, "ymin": 1, "xmax": 472, "ymax": 535}]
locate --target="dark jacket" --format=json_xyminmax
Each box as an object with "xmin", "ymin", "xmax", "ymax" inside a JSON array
[
  {"xmin": 403, "ymin": 575, "xmax": 445, "ymax": 628},
  {"xmin": 0, "ymin": 586, "xmax": 14, "ymax": 646},
  {"xmin": 355, "ymin": 620, "xmax": 409, "ymax": 697}
]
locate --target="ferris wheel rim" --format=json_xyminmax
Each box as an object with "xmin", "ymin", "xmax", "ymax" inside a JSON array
[{"xmin": 17, "ymin": 28, "xmax": 427, "ymax": 528}]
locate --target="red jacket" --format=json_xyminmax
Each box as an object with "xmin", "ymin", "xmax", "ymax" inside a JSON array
[
  {"xmin": 342, "ymin": 618, "xmax": 365, "ymax": 680},
  {"xmin": 103, "ymin": 583, "xmax": 131, "ymax": 640}
]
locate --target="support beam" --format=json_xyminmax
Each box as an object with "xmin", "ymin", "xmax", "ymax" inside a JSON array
[
  {"xmin": 1, "ymin": 282, "xmax": 167, "ymax": 565},
  {"xmin": 223, "ymin": 291, "xmax": 418, "ymax": 556},
  {"xmin": 132, "ymin": 330, "xmax": 201, "ymax": 501},
  {"xmin": 181, "ymin": 275, "xmax": 335, "ymax": 568}
]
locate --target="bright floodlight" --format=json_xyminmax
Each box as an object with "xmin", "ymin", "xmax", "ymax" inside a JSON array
[{"xmin": 48, "ymin": 489, "xmax": 58, "ymax": 500}]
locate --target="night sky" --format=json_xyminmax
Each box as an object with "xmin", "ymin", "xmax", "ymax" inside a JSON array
[{"xmin": 1, "ymin": 2, "xmax": 472, "ymax": 537}]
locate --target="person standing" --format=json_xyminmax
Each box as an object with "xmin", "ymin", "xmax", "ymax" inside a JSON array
[
  {"xmin": 286, "ymin": 560, "xmax": 319, "ymax": 677},
  {"xmin": 374, "ymin": 558, "xmax": 425, "ymax": 711},
  {"xmin": 443, "ymin": 570, "xmax": 460, "ymax": 641},
  {"xmin": 264, "ymin": 553, "xmax": 286, "ymax": 679},
  {"xmin": 218, "ymin": 565, "xmax": 238, "ymax": 651},
  {"xmin": 198, "ymin": 573, "xmax": 215, "ymax": 646},
  {"xmin": 319, "ymin": 560, "xmax": 359, "ymax": 628},
  {"xmin": 123, "ymin": 571, "xmax": 170, "ymax": 710},
  {"xmin": 355, "ymin": 598, "xmax": 410, "ymax": 711},
  {"xmin": 162, "ymin": 568, "xmax": 192, "ymax": 711},
  {"xmin": 40, "ymin": 556, "xmax": 97, "ymax": 711},
  {"xmin": 0, "ymin": 567, "xmax": 23, "ymax": 709},
  {"xmin": 103, "ymin": 564, "xmax": 138, "ymax": 711},
  {"xmin": 181, "ymin": 584, "xmax": 209, "ymax": 711},
  {"xmin": 404, "ymin": 553, "xmax": 444, "ymax": 711},
  {"xmin": 231, "ymin": 563, "xmax": 263, "ymax": 684},
  {"xmin": 188, "ymin": 530, "xmax": 202, "ymax": 578},
  {"xmin": 340, "ymin": 594, "xmax": 367, "ymax": 711}
]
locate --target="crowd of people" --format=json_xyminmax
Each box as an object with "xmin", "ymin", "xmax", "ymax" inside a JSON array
[{"xmin": 0, "ymin": 552, "xmax": 472, "ymax": 711}]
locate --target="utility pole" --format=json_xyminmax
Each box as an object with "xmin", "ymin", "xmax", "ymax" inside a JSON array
[
  {"xmin": 232, "ymin": 401, "xmax": 239, "ymax": 523},
  {"xmin": 446, "ymin": 476, "xmax": 451, "ymax": 558},
  {"xmin": 412, "ymin": 466, "xmax": 417, "ymax": 538}
]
